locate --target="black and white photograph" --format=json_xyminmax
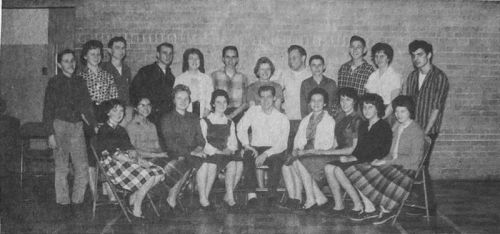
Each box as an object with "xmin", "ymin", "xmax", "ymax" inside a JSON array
[{"xmin": 0, "ymin": 0, "xmax": 499, "ymax": 233}]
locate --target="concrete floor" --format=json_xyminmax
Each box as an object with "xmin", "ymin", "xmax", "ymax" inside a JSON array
[{"xmin": 0, "ymin": 174, "xmax": 492, "ymax": 234}]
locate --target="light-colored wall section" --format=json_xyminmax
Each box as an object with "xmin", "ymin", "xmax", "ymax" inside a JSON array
[{"xmin": 1, "ymin": 9, "xmax": 48, "ymax": 45}]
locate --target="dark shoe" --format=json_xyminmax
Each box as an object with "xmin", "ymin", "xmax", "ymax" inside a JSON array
[
  {"xmin": 130, "ymin": 214, "xmax": 146, "ymax": 224},
  {"xmin": 246, "ymin": 198, "xmax": 259, "ymax": 212},
  {"xmin": 55, "ymin": 204, "xmax": 71, "ymax": 221},
  {"xmin": 71, "ymin": 203, "xmax": 87, "ymax": 220},
  {"xmin": 373, "ymin": 212, "xmax": 396, "ymax": 225},
  {"xmin": 405, "ymin": 206, "xmax": 436, "ymax": 216},
  {"xmin": 303, "ymin": 204, "xmax": 318, "ymax": 212},
  {"xmin": 200, "ymin": 204, "xmax": 216, "ymax": 212},
  {"xmin": 349, "ymin": 210, "xmax": 379, "ymax": 222}
]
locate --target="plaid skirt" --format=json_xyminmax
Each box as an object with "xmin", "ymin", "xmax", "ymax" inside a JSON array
[
  {"xmin": 101, "ymin": 157, "xmax": 165, "ymax": 192},
  {"xmin": 344, "ymin": 163, "xmax": 416, "ymax": 211}
]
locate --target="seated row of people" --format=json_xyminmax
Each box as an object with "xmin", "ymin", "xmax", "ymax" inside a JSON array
[{"xmin": 94, "ymin": 83, "xmax": 424, "ymax": 225}]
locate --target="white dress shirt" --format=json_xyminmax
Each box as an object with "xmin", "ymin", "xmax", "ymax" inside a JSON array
[{"xmin": 237, "ymin": 105, "xmax": 290, "ymax": 156}]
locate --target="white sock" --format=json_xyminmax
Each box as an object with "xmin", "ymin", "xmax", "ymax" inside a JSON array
[{"xmin": 247, "ymin": 193, "xmax": 257, "ymax": 200}]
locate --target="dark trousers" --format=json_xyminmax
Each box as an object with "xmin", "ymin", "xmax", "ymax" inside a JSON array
[{"xmin": 243, "ymin": 146, "xmax": 285, "ymax": 198}]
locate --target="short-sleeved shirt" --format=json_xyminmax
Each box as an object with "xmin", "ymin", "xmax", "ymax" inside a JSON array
[
  {"xmin": 211, "ymin": 68, "xmax": 249, "ymax": 108},
  {"xmin": 78, "ymin": 67, "xmax": 118, "ymax": 105},
  {"xmin": 125, "ymin": 115, "xmax": 162, "ymax": 153},
  {"xmin": 246, "ymin": 80, "xmax": 283, "ymax": 106},
  {"xmin": 334, "ymin": 111, "xmax": 362, "ymax": 149},
  {"xmin": 276, "ymin": 68, "xmax": 312, "ymax": 120},
  {"xmin": 338, "ymin": 60, "xmax": 375, "ymax": 96},
  {"xmin": 364, "ymin": 66, "xmax": 402, "ymax": 105}
]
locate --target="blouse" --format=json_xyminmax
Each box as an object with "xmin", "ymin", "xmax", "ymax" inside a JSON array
[
  {"xmin": 78, "ymin": 67, "xmax": 118, "ymax": 105},
  {"xmin": 365, "ymin": 66, "xmax": 402, "ymax": 105},
  {"xmin": 174, "ymin": 71, "xmax": 214, "ymax": 118},
  {"xmin": 334, "ymin": 112, "xmax": 362, "ymax": 149},
  {"xmin": 294, "ymin": 111, "xmax": 337, "ymax": 150}
]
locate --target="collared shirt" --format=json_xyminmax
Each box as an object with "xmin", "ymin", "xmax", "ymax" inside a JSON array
[
  {"xmin": 294, "ymin": 111, "xmax": 337, "ymax": 150},
  {"xmin": 101, "ymin": 61, "xmax": 132, "ymax": 105},
  {"xmin": 276, "ymin": 68, "xmax": 311, "ymax": 120},
  {"xmin": 174, "ymin": 71, "xmax": 214, "ymax": 118},
  {"xmin": 200, "ymin": 112, "xmax": 238, "ymax": 155},
  {"xmin": 78, "ymin": 66, "xmax": 118, "ymax": 105},
  {"xmin": 211, "ymin": 68, "xmax": 249, "ymax": 108},
  {"xmin": 338, "ymin": 60, "xmax": 375, "ymax": 96},
  {"xmin": 404, "ymin": 65, "xmax": 449, "ymax": 135},
  {"xmin": 237, "ymin": 106, "xmax": 290, "ymax": 156},
  {"xmin": 300, "ymin": 75, "xmax": 338, "ymax": 118},
  {"xmin": 130, "ymin": 62, "xmax": 176, "ymax": 115},
  {"xmin": 365, "ymin": 66, "xmax": 402, "ymax": 105},
  {"xmin": 160, "ymin": 110, "xmax": 205, "ymax": 157},
  {"xmin": 43, "ymin": 73, "xmax": 96, "ymax": 134}
]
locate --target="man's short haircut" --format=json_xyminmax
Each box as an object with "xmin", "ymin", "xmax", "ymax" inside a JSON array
[
  {"xmin": 80, "ymin": 40, "xmax": 103, "ymax": 64},
  {"xmin": 408, "ymin": 40, "xmax": 433, "ymax": 55},
  {"xmin": 307, "ymin": 87, "xmax": 329, "ymax": 106},
  {"xmin": 258, "ymin": 85, "xmax": 276, "ymax": 97},
  {"xmin": 350, "ymin": 35, "xmax": 367, "ymax": 48},
  {"xmin": 210, "ymin": 89, "xmax": 230, "ymax": 111},
  {"xmin": 253, "ymin": 57, "xmax": 275, "ymax": 78},
  {"xmin": 371, "ymin": 42, "xmax": 394, "ymax": 65},
  {"xmin": 308, "ymin": 54, "xmax": 325, "ymax": 65},
  {"xmin": 57, "ymin": 49, "xmax": 75, "ymax": 63},
  {"xmin": 288, "ymin": 45, "xmax": 307, "ymax": 58},
  {"xmin": 392, "ymin": 95, "xmax": 416, "ymax": 120},
  {"xmin": 172, "ymin": 84, "xmax": 192, "ymax": 98},
  {"xmin": 182, "ymin": 48, "xmax": 205, "ymax": 73},
  {"xmin": 107, "ymin": 36, "xmax": 127, "ymax": 48},
  {"xmin": 156, "ymin": 42, "xmax": 174, "ymax": 53},
  {"xmin": 222, "ymin": 46, "xmax": 238, "ymax": 57},
  {"xmin": 338, "ymin": 87, "xmax": 359, "ymax": 111},
  {"xmin": 361, "ymin": 93, "xmax": 385, "ymax": 118}
]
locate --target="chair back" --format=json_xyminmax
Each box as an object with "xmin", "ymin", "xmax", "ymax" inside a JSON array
[{"xmin": 414, "ymin": 137, "xmax": 432, "ymax": 180}]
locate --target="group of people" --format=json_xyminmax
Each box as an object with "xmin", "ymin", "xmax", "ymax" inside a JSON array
[{"xmin": 43, "ymin": 35, "xmax": 449, "ymax": 225}]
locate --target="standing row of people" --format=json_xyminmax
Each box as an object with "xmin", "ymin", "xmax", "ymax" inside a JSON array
[{"xmin": 43, "ymin": 34, "xmax": 449, "ymax": 225}]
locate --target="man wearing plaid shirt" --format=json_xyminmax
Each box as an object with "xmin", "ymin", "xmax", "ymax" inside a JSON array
[{"xmin": 338, "ymin": 35, "xmax": 375, "ymax": 96}]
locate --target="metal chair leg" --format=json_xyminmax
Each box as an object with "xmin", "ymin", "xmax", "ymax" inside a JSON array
[
  {"xmin": 147, "ymin": 194, "xmax": 160, "ymax": 217},
  {"xmin": 422, "ymin": 171, "xmax": 430, "ymax": 223}
]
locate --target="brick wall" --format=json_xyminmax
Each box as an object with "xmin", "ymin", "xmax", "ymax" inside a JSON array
[{"xmin": 74, "ymin": 0, "xmax": 500, "ymax": 180}]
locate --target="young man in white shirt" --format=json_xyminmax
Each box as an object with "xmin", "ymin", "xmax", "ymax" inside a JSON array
[{"xmin": 237, "ymin": 85, "xmax": 290, "ymax": 209}]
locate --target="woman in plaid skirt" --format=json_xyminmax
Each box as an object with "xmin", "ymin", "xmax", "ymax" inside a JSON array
[
  {"xmin": 344, "ymin": 95, "xmax": 425, "ymax": 225},
  {"xmin": 96, "ymin": 99, "xmax": 165, "ymax": 219}
]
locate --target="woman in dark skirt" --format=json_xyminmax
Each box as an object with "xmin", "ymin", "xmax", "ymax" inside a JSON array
[
  {"xmin": 96, "ymin": 99, "xmax": 165, "ymax": 219},
  {"xmin": 324, "ymin": 93, "xmax": 392, "ymax": 220},
  {"xmin": 282, "ymin": 88, "xmax": 336, "ymax": 210},
  {"xmin": 200, "ymin": 89, "xmax": 242, "ymax": 208},
  {"xmin": 344, "ymin": 95, "xmax": 425, "ymax": 225}
]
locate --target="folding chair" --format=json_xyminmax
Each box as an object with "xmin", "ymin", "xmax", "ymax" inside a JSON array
[
  {"xmin": 89, "ymin": 138, "xmax": 159, "ymax": 223},
  {"xmin": 392, "ymin": 138, "xmax": 433, "ymax": 225},
  {"xmin": 19, "ymin": 122, "xmax": 52, "ymax": 188}
]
